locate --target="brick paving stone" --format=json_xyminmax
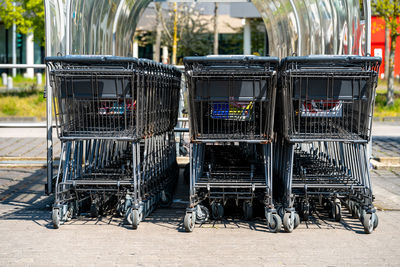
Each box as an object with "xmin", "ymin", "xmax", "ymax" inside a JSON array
[
  {"xmin": 1, "ymin": 134, "xmax": 398, "ymax": 163},
  {"xmin": 0, "ymin": 138, "xmax": 21, "ymax": 156},
  {"xmin": 372, "ymin": 136, "xmax": 400, "ymax": 158},
  {"xmin": 0, "ymin": 138, "xmax": 36, "ymax": 157}
]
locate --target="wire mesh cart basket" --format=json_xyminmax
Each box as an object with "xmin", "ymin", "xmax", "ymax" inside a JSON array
[
  {"xmin": 183, "ymin": 56, "xmax": 281, "ymax": 232},
  {"xmin": 46, "ymin": 56, "xmax": 181, "ymax": 229},
  {"xmin": 275, "ymin": 55, "xmax": 381, "ymax": 233}
]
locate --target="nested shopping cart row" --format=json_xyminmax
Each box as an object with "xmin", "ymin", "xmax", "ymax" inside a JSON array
[
  {"xmin": 183, "ymin": 55, "xmax": 381, "ymax": 234},
  {"xmin": 47, "ymin": 56, "xmax": 180, "ymax": 140},
  {"xmin": 46, "ymin": 56, "xmax": 181, "ymax": 229},
  {"xmin": 183, "ymin": 56, "xmax": 280, "ymax": 232}
]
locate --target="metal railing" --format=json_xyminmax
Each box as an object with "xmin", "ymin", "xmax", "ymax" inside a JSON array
[
  {"xmin": 0, "ymin": 64, "xmax": 46, "ymax": 69},
  {"xmin": 0, "ymin": 118, "xmax": 189, "ymax": 131}
]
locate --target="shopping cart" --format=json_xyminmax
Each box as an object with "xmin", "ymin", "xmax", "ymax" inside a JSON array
[
  {"xmin": 46, "ymin": 55, "xmax": 181, "ymax": 229},
  {"xmin": 183, "ymin": 55, "xmax": 280, "ymax": 232},
  {"xmin": 276, "ymin": 55, "xmax": 381, "ymax": 233}
]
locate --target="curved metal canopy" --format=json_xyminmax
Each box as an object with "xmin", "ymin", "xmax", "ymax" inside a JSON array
[{"xmin": 44, "ymin": 0, "xmax": 371, "ymax": 57}]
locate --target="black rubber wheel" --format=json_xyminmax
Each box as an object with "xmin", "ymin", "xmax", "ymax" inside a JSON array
[
  {"xmin": 352, "ymin": 204, "xmax": 359, "ymax": 219},
  {"xmin": 90, "ymin": 203, "xmax": 99, "ymax": 218},
  {"xmin": 360, "ymin": 209, "xmax": 366, "ymax": 223},
  {"xmin": 334, "ymin": 203, "xmax": 342, "ymax": 222},
  {"xmin": 159, "ymin": 191, "xmax": 173, "ymax": 208},
  {"xmin": 283, "ymin": 213, "xmax": 294, "ymax": 233},
  {"xmin": 117, "ymin": 200, "xmax": 125, "ymax": 217},
  {"xmin": 184, "ymin": 213, "xmax": 195, "ymax": 232},
  {"xmin": 328, "ymin": 202, "xmax": 335, "ymax": 219},
  {"xmin": 52, "ymin": 208, "xmax": 60, "ymax": 229},
  {"xmin": 125, "ymin": 207, "xmax": 133, "ymax": 225},
  {"xmin": 131, "ymin": 209, "xmax": 140, "ymax": 230},
  {"xmin": 294, "ymin": 212, "xmax": 300, "ymax": 229},
  {"xmin": 348, "ymin": 200, "xmax": 353, "ymax": 214},
  {"xmin": 195, "ymin": 205, "xmax": 209, "ymax": 224},
  {"xmin": 211, "ymin": 203, "xmax": 224, "ymax": 220},
  {"xmin": 243, "ymin": 202, "xmax": 253, "ymax": 220},
  {"xmin": 362, "ymin": 213, "xmax": 374, "ymax": 234},
  {"xmin": 268, "ymin": 214, "xmax": 282, "ymax": 233},
  {"xmin": 373, "ymin": 213, "xmax": 379, "ymax": 230},
  {"xmin": 277, "ymin": 205, "xmax": 285, "ymax": 219},
  {"xmin": 301, "ymin": 203, "xmax": 310, "ymax": 221}
]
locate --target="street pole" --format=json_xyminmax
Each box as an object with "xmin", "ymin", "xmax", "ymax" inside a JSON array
[
  {"xmin": 12, "ymin": 2, "xmax": 16, "ymax": 77},
  {"xmin": 172, "ymin": 2, "xmax": 178, "ymax": 65},
  {"xmin": 213, "ymin": 3, "xmax": 219, "ymax": 55},
  {"xmin": 243, "ymin": 18, "xmax": 251, "ymax": 55},
  {"xmin": 44, "ymin": 0, "xmax": 53, "ymax": 195}
]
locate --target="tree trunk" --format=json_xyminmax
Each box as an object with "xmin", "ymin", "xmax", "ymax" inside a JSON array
[
  {"xmin": 154, "ymin": 3, "xmax": 162, "ymax": 62},
  {"xmin": 384, "ymin": 23, "xmax": 390, "ymax": 79},
  {"xmin": 387, "ymin": 35, "xmax": 396, "ymax": 106},
  {"xmin": 213, "ymin": 3, "xmax": 219, "ymax": 55}
]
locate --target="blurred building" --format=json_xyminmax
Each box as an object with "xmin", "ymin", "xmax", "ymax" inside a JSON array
[
  {"xmin": 0, "ymin": 21, "xmax": 44, "ymax": 77},
  {"xmin": 371, "ymin": 16, "xmax": 400, "ymax": 79},
  {"xmin": 135, "ymin": 2, "xmax": 266, "ymax": 60}
]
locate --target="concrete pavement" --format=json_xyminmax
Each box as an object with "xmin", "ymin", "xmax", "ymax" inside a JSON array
[
  {"xmin": 0, "ymin": 168, "xmax": 400, "ymax": 266},
  {"xmin": 0, "ymin": 122, "xmax": 399, "ymax": 265}
]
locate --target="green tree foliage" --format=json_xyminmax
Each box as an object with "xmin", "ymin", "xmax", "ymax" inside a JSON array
[
  {"xmin": 0, "ymin": 0, "xmax": 45, "ymax": 46},
  {"xmin": 372, "ymin": 0, "xmax": 400, "ymax": 106}
]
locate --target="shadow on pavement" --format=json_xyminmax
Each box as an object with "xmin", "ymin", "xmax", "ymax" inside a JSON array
[
  {"xmin": 0, "ymin": 168, "xmax": 371, "ymax": 234},
  {"xmin": 0, "ymin": 168, "xmax": 53, "ymax": 228}
]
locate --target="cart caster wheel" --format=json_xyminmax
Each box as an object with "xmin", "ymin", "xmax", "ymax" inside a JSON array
[
  {"xmin": 243, "ymin": 202, "xmax": 253, "ymax": 220},
  {"xmin": 184, "ymin": 213, "xmax": 195, "ymax": 232},
  {"xmin": 362, "ymin": 213, "xmax": 376, "ymax": 234},
  {"xmin": 117, "ymin": 201, "xmax": 125, "ymax": 217},
  {"xmin": 301, "ymin": 211, "xmax": 309, "ymax": 221},
  {"xmin": 352, "ymin": 204, "xmax": 360, "ymax": 219},
  {"xmin": 373, "ymin": 213, "xmax": 379, "ymax": 230},
  {"xmin": 301, "ymin": 204, "xmax": 310, "ymax": 221},
  {"xmin": 211, "ymin": 203, "xmax": 224, "ymax": 220},
  {"xmin": 283, "ymin": 212, "xmax": 296, "ymax": 233},
  {"xmin": 328, "ymin": 202, "xmax": 335, "ymax": 219},
  {"xmin": 268, "ymin": 214, "xmax": 282, "ymax": 233},
  {"xmin": 360, "ymin": 209, "xmax": 366, "ymax": 222},
  {"xmin": 334, "ymin": 203, "xmax": 342, "ymax": 222},
  {"xmin": 125, "ymin": 207, "xmax": 133, "ymax": 225},
  {"xmin": 159, "ymin": 191, "xmax": 173, "ymax": 208},
  {"xmin": 294, "ymin": 212, "xmax": 300, "ymax": 229},
  {"xmin": 195, "ymin": 205, "xmax": 209, "ymax": 224},
  {"xmin": 131, "ymin": 210, "xmax": 141, "ymax": 230},
  {"xmin": 277, "ymin": 205, "xmax": 285, "ymax": 219},
  {"xmin": 52, "ymin": 208, "xmax": 60, "ymax": 229},
  {"xmin": 90, "ymin": 203, "xmax": 99, "ymax": 218},
  {"xmin": 348, "ymin": 200, "xmax": 353, "ymax": 214}
]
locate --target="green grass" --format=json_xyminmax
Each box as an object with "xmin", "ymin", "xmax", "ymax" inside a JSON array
[
  {"xmin": 374, "ymin": 79, "xmax": 400, "ymax": 118},
  {"xmin": 376, "ymin": 78, "xmax": 400, "ymax": 92},
  {"xmin": 0, "ymin": 75, "xmax": 399, "ymax": 121},
  {"xmin": 0, "ymin": 74, "xmax": 46, "ymax": 119},
  {"xmin": 374, "ymin": 91, "xmax": 400, "ymax": 118},
  {"xmin": 0, "ymin": 88, "xmax": 46, "ymax": 119}
]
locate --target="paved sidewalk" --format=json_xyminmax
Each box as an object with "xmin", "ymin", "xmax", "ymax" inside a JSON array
[
  {"xmin": 371, "ymin": 169, "xmax": 400, "ymax": 210},
  {"xmin": 372, "ymin": 136, "xmax": 400, "ymax": 158},
  {"xmin": 1, "ymin": 122, "xmax": 400, "ymax": 160},
  {"xmin": 0, "ymin": 168, "xmax": 400, "ymax": 266},
  {"xmin": 0, "ymin": 137, "xmax": 61, "ymax": 158}
]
